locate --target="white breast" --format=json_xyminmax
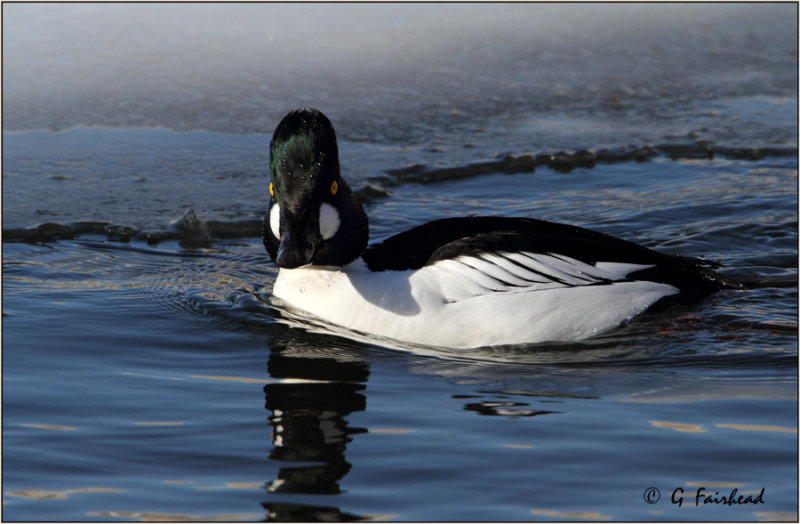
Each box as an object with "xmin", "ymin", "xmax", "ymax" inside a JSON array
[{"xmin": 271, "ymin": 252, "xmax": 678, "ymax": 349}]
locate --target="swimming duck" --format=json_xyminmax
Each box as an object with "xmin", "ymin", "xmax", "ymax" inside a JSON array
[{"xmin": 262, "ymin": 108, "xmax": 741, "ymax": 349}]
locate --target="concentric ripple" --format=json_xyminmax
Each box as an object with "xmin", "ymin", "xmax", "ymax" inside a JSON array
[{"xmin": 3, "ymin": 237, "xmax": 278, "ymax": 335}]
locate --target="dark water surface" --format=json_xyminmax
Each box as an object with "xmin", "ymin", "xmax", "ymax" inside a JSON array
[
  {"xmin": 3, "ymin": 139, "xmax": 797, "ymax": 521},
  {"xmin": 3, "ymin": 3, "xmax": 798, "ymax": 522}
]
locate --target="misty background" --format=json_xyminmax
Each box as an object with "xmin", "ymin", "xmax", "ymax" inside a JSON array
[
  {"xmin": 3, "ymin": 3, "xmax": 796, "ymax": 147},
  {"xmin": 2, "ymin": 3, "xmax": 796, "ymax": 232}
]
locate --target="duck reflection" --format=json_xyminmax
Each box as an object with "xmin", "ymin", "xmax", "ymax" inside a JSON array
[
  {"xmin": 262, "ymin": 335, "xmax": 370, "ymax": 520},
  {"xmin": 263, "ymin": 502, "xmax": 366, "ymax": 522}
]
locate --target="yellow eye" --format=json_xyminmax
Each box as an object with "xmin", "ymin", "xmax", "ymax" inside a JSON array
[
  {"xmin": 330, "ymin": 180, "xmax": 338, "ymax": 195},
  {"xmin": 269, "ymin": 182, "xmax": 274, "ymax": 196}
]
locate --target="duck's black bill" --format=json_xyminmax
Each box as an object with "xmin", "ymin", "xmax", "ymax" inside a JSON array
[{"xmin": 276, "ymin": 211, "xmax": 318, "ymax": 268}]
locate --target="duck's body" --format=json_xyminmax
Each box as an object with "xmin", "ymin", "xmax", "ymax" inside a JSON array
[
  {"xmin": 263, "ymin": 109, "xmax": 741, "ymax": 349},
  {"xmin": 273, "ymin": 256, "xmax": 677, "ymax": 348}
]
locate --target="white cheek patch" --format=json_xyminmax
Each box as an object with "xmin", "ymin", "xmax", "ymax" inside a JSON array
[
  {"xmin": 269, "ymin": 204, "xmax": 281, "ymax": 239},
  {"xmin": 319, "ymin": 203, "xmax": 340, "ymax": 240}
]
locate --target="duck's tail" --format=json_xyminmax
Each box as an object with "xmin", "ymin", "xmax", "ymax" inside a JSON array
[
  {"xmin": 686, "ymin": 264, "xmax": 796, "ymax": 302},
  {"xmin": 633, "ymin": 257, "xmax": 795, "ymax": 305},
  {"xmin": 733, "ymin": 273, "xmax": 798, "ymax": 290}
]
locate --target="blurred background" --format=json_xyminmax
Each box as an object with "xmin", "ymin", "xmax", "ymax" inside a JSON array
[
  {"xmin": 3, "ymin": 3, "xmax": 796, "ymax": 232},
  {"xmin": 3, "ymin": 3, "xmax": 796, "ymax": 145}
]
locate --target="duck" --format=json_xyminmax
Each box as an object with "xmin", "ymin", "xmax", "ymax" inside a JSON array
[{"xmin": 262, "ymin": 108, "xmax": 743, "ymax": 349}]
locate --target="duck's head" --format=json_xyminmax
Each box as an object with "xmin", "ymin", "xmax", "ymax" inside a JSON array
[{"xmin": 263, "ymin": 108, "xmax": 368, "ymax": 268}]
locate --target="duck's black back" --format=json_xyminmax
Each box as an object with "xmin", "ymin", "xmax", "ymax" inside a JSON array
[{"xmin": 361, "ymin": 216, "xmax": 742, "ymax": 301}]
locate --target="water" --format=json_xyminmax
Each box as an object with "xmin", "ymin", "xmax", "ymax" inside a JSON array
[{"xmin": 2, "ymin": 3, "xmax": 797, "ymax": 522}]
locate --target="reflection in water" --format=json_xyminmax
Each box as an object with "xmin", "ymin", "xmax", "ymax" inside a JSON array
[
  {"xmin": 87, "ymin": 510, "xmax": 261, "ymax": 521},
  {"xmin": 6, "ymin": 487, "xmax": 125, "ymax": 501},
  {"xmin": 19, "ymin": 423, "xmax": 77, "ymax": 431},
  {"xmin": 462, "ymin": 399, "xmax": 561, "ymax": 418},
  {"xmin": 455, "ymin": 391, "xmax": 570, "ymax": 418},
  {"xmin": 714, "ymin": 423, "xmax": 797, "ymax": 434},
  {"xmin": 753, "ymin": 511, "xmax": 799, "ymax": 521},
  {"xmin": 649, "ymin": 420, "xmax": 707, "ymax": 433},
  {"xmin": 530, "ymin": 508, "xmax": 612, "ymax": 520},
  {"xmin": 262, "ymin": 337, "xmax": 370, "ymax": 521},
  {"xmin": 262, "ymin": 502, "xmax": 366, "ymax": 522}
]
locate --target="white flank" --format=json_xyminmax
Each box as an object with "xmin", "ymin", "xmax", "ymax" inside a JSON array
[{"xmin": 271, "ymin": 251, "xmax": 678, "ymax": 349}]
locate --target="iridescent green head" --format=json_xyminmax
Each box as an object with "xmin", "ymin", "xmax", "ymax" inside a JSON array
[
  {"xmin": 268, "ymin": 108, "xmax": 339, "ymax": 215},
  {"xmin": 263, "ymin": 109, "xmax": 368, "ymax": 268}
]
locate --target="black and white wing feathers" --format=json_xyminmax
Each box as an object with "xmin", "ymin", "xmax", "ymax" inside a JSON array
[{"xmin": 361, "ymin": 217, "xmax": 741, "ymax": 301}]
